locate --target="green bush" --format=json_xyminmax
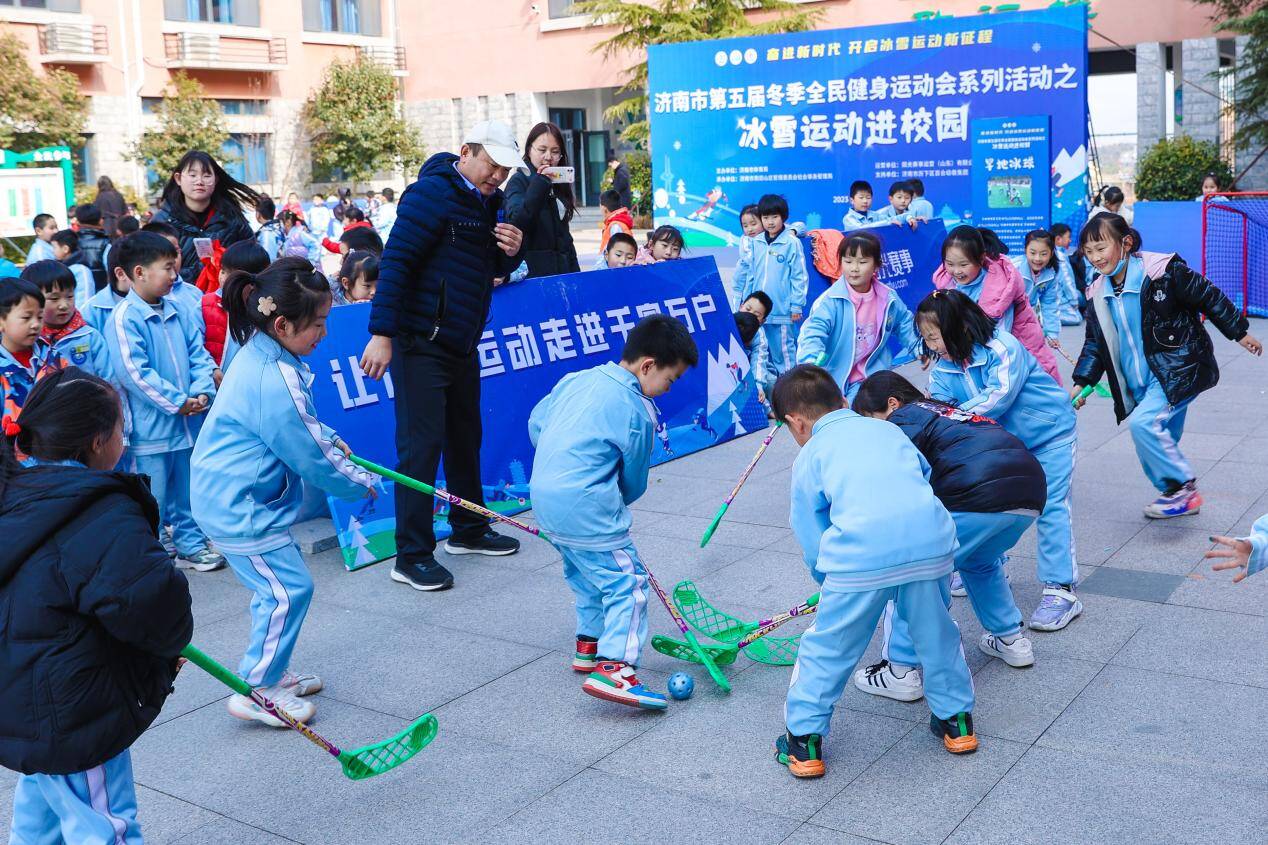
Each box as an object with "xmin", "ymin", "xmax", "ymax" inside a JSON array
[
  {"xmin": 625, "ymin": 150, "xmax": 651, "ymax": 217},
  {"xmin": 1135, "ymin": 136, "xmax": 1233, "ymax": 201}
]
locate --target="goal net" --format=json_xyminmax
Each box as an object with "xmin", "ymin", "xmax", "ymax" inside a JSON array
[{"xmin": 1202, "ymin": 192, "xmax": 1268, "ymax": 318}]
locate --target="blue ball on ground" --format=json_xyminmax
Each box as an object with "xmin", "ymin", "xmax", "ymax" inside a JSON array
[{"xmin": 668, "ymin": 672, "xmax": 695, "ymax": 700}]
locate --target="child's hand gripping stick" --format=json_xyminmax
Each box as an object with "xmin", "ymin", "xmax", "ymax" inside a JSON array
[{"xmin": 1071, "ymin": 384, "xmax": 1095, "ymax": 409}]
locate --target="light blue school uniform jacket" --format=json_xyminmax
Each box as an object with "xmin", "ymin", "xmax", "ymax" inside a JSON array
[
  {"xmin": 796, "ymin": 280, "xmax": 922, "ymax": 390},
  {"xmin": 106, "ymin": 290, "xmax": 217, "ymax": 456},
  {"xmin": 0, "ymin": 339, "xmax": 60, "ymax": 415},
  {"xmin": 191, "ymin": 332, "xmax": 376, "ymax": 554},
  {"xmin": 1244, "ymin": 512, "xmax": 1268, "ymax": 579},
  {"xmin": 745, "ymin": 327, "xmax": 772, "ymax": 392},
  {"xmin": 908, "ymin": 196, "xmax": 935, "ymax": 219},
  {"xmin": 66, "ymin": 263, "xmax": 95, "ymax": 312},
  {"xmin": 928, "ymin": 327, "xmax": 1075, "ymax": 453},
  {"xmin": 1011, "ymin": 256, "xmax": 1061, "ymax": 339},
  {"xmin": 25, "ymin": 238, "xmax": 56, "ymax": 265},
  {"xmin": 528, "ymin": 362, "xmax": 654, "ymax": 552},
  {"xmin": 734, "ymin": 227, "xmax": 808, "ymax": 324},
  {"xmin": 842, "ymin": 208, "xmax": 880, "ymax": 230},
  {"xmin": 873, "ymin": 205, "xmax": 912, "ymax": 225},
  {"xmin": 83, "ymin": 287, "xmax": 123, "ymax": 335},
  {"xmin": 791, "ymin": 408, "xmax": 958, "ymax": 591},
  {"xmin": 44, "ymin": 322, "xmax": 112, "ymax": 380}
]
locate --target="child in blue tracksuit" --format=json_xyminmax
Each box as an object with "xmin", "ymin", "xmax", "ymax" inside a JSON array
[
  {"xmin": 850, "ymin": 371, "xmax": 1048, "ymax": 702},
  {"xmin": 796, "ymin": 230, "xmax": 923, "ymax": 403},
  {"xmin": 529, "ymin": 314, "xmax": 699, "ymax": 711},
  {"xmin": 1208, "ymin": 512, "xmax": 1268, "ymax": 582},
  {"xmin": 734, "ymin": 194, "xmax": 808, "ymax": 380},
  {"xmin": 1011, "ymin": 229, "xmax": 1063, "ymax": 345},
  {"xmin": 872, "ymin": 180, "xmax": 919, "ymax": 229},
  {"xmin": 738, "ymin": 290, "xmax": 774, "ymax": 403},
  {"xmin": 21, "ymin": 261, "xmax": 112, "ymax": 381},
  {"xmin": 772, "ymin": 364, "xmax": 976, "ymax": 778},
  {"xmin": 192, "ymin": 256, "xmax": 376, "ymax": 727},
  {"xmin": 1, "ymin": 279, "xmax": 65, "ymax": 424},
  {"xmin": 920, "ymin": 289, "xmax": 1082, "ymax": 633},
  {"xmin": 105, "ymin": 232, "xmax": 223, "ymax": 573},
  {"xmin": 84, "ymin": 238, "xmax": 131, "ymax": 336},
  {"xmin": 1050, "ymin": 223, "xmax": 1083, "ymax": 325},
  {"xmin": 841, "ymin": 180, "xmax": 880, "ymax": 230}
]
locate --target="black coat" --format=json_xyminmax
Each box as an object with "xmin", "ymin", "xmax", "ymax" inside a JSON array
[
  {"xmin": 369, "ymin": 153, "xmax": 523, "ymax": 355},
  {"xmin": 889, "ymin": 401, "xmax": 1048, "ymax": 514},
  {"xmin": 0, "ymin": 465, "xmax": 192, "ymax": 775},
  {"xmin": 1073, "ymin": 254, "xmax": 1249, "ymax": 424},
  {"xmin": 503, "ymin": 171, "xmax": 580, "ymax": 279},
  {"xmin": 611, "ymin": 163, "xmax": 632, "ymax": 211},
  {"xmin": 95, "ymin": 188, "xmax": 128, "ymax": 239},
  {"xmin": 152, "ymin": 200, "xmax": 255, "ymax": 285},
  {"xmin": 75, "ymin": 227, "xmax": 110, "ymax": 293}
]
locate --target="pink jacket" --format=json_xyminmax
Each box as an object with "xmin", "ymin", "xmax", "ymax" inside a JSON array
[{"xmin": 933, "ymin": 256, "xmax": 1062, "ymax": 384}]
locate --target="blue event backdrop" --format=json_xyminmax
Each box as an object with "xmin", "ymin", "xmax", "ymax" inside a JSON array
[
  {"xmin": 647, "ymin": 6, "xmax": 1088, "ymax": 251},
  {"xmin": 307, "ymin": 257, "xmax": 764, "ymax": 569},
  {"xmin": 802, "ymin": 219, "xmax": 946, "ymax": 318}
]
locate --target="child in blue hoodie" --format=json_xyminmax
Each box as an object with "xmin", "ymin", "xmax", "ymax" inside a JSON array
[
  {"xmin": 921, "ymin": 289, "xmax": 1082, "ymax": 633},
  {"xmin": 1049, "ymin": 223, "xmax": 1083, "ymax": 325},
  {"xmin": 106, "ymin": 231, "xmax": 222, "ymax": 573},
  {"xmin": 735, "ymin": 194, "xmax": 808, "ymax": 380},
  {"xmin": 796, "ymin": 230, "xmax": 924, "ymax": 403},
  {"xmin": 528, "ymin": 314, "xmax": 699, "ymax": 711},
  {"xmin": 0, "ymin": 278, "xmax": 64, "ymax": 422},
  {"xmin": 851, "ymin": 371, "xmax": 1048, "ymax": 702},
  {"xmin": 84, "ymin": 237, "xmax": 132, "ymax": 336},
  {"xmin": 1011, "ymin": 229, "xmax": 1063, "ymax": 345},
  {"xmin": 772, "ymin": 364, "xmax": 976, "ymax": 778},
  {"xmin": 20, "ymin": 261, "xmax": 112, "ymax": 381},
  {"xmin": 191, "ymin": 257, "xmax": 376, "ymax": 728}
]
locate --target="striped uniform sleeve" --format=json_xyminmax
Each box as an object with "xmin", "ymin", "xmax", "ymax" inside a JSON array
[
  {"xmin": 107, "ymin": 301, "xmax": 186, "ymax": 414},
  {"xmin": 1242, "ymin": 512, "xmax": 1268, "ymax": 579},
  {"xmin": 260, "ymin": 360, "xmax": 376, "ymax": 499},
  {"xmin": 960, "ymin": 338, "xmax": 1026, "ymax": 418}
]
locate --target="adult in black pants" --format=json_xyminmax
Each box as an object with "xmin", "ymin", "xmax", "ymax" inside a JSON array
[
  {"xmin": 361, "ymin": 121, "xmax": 526, "ymax": 591},
  {"xmin": 503, "ymin": 122, "xmax": 580, "ymax": 279}
]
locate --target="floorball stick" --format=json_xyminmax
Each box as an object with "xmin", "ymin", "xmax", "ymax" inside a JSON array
[
  {"xmin": 1054, "ymin": 344, "xmax": 1112, "ymax": 397},
  {"xmin": 181, "ymin": 645, "xmax": 437, "ymax": 780},
  {"xmin": 1072, "ymin": 384, "xmax": 1096, "ymax": 409},
  {"xmin": 351, "ymin": 456, "xmax": 732, "ymax": 692},
  {"xmin": 652, "ymin": 585, "xmax": 819, "ymax": 666}
]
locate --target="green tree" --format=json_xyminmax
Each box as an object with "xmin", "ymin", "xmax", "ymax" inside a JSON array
[
  {"xmin": 0, "ymin": 33, "xmax": 87, "ymax": 151},
  {"xmin": 574, "ymin": 0, "xmax": 822, "ymax": 148},
  {"xmin": 1196, "ymin": 0, "xmax": 1268, "ymax": 179},
  {"xmin": 129, "ymin": 73, "xmax": 231, "ymax": 187},
  {"xmin": 303, "ymin": 56, "xmax": 423, "ymax": 184},
  {"xmin": 1135, "ymin": 136, "xmax": 1233, "ymax": 200}
]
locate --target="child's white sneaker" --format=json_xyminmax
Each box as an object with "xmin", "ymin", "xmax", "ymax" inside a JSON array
[
  {"xmin": 979, "ymin": 632, "xmax": 1035, "ymax": 667},
  {"xmin": 1028, "ymin": 585, "xmax": 1082, "ymax": 632},
  {"xmin": 949, "ymin": 572, "xmax": 967, "ymax": 597},
  {"xmin": 177, "ymin": 545, "xmax": 226, "ymax": 572},
  {"xmin": 852, "ymin": 660, "xmax": 924, "ymax": 702},
  {"xmin": 280, "ymin": 669, "xmax": 323, "ymax": 696},
  {"xmin": 227, "ymin": 686, "xmax": 315, "ymax": 727}
]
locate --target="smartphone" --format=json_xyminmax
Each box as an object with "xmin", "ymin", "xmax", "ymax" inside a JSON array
[
  {"xmin": 193, "ymin": 238, "xmax": 214, "ymax": 260},
  {"xmin": 541, "ymin": 166, "xmax": 575, "ymax": 185}
]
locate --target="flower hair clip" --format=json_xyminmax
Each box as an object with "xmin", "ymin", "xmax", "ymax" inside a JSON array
[
  {"xmin": 257, "ymin": 295, "xmax": 277, "ymax": 317},
  {"xmin": 1, "ymin": 416, "xmax": 20, "ymax": 437}
]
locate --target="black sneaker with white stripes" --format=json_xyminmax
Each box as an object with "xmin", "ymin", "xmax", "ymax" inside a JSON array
[
  {"xmin": 851, "ymin": 660, "xmax": 924, "ymax": 702},
  {"xmin": 443, "ymin": 529, "xmax": 520, "ymax": 557}
]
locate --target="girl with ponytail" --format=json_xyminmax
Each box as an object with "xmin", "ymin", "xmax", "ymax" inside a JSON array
[{"xmin": 190, "ymin": 258, "xmax": 377, "ymax": 728}]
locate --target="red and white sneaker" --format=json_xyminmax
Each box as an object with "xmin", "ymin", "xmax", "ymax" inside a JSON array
[
  {"xmin": 572, "ymin": 637, "xmax": 598, "ymax": 672},
  {"xmin": 1144, "ymin": 482, "xmax": 1202, "ymax": 519},
  {"xmin": 581, "ymin": 661, "xmax": 668, "ymax": 710}
]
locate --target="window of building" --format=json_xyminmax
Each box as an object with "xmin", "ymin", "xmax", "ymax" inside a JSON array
[
  {"xmin": 302, "ymin": 0, "xmax": 381, "ymax": 36},
  {"xmin": 547, "ymin": 0, "xmax": 576, "ymax": 18},
  {"xmin": 162, "ymin": 0, "xmax": 260, "ymax": 26},
  {"xmin": 72, "ymin": 135, "xmax": 94, "ymax": 186},
  {"xmin": 223, "ymin": 133, "xmax": 269, "ymax": 185},
  {"xmin": 142, "ymin": 98, "xmax": 267, "ymax": 115},
  {"xmin": 0, "ymin": 1, "xmax": 81, "ymax": 10}
]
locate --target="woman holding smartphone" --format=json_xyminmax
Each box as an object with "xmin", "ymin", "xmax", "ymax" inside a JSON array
[{"xmin": 504, "ymin": 122, "xmax": 581, "ymax": 279}]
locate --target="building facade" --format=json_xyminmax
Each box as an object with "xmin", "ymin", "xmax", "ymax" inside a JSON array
[{"xmin": 2, "ymin": 0, "xmax": 1253, "ymax": 204}]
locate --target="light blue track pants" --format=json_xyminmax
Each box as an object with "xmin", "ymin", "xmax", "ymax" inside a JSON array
[
  {"xmin": 1127, "ymin": 379, "xmax": 1194, "ymax": 492},
  {"xmin": 762, "ymin": 323, "xmax": 797, "ymax": 379},
  {"xmin": 883, "ymin": 510, "xmax": 1034, "ymax": 667},
  {"xmin": 225, "ymin": 542, "xmax": 314, "ymax": 688},
  {"xmin": 560, "ymin": 543, "xmax": 650, "ymax": 666},
  {"xmin": 786, "ymin": 578, "xmax": 974, "ymax": 737},
  {"xmin": 9, "ymin": 750, "xmax": 140, "ymax": 845},
  {"xmin": 134, "ymin": 448, "xmax": 202, "ymax": 556},
  {"xmin": 1035, "ymin": 441, "xmax": 1078, "ymax": 587}
]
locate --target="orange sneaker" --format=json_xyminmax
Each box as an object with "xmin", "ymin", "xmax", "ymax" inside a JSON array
[
  {"xmin": 930, "ymin": 712, "xmax": 978, "ymax": 754},
  {"xmin": 774, "ymin": 732, "xmax": 825, "ymax": 778}
]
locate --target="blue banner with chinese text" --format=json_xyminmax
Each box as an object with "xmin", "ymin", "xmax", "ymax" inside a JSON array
[{"xmin": 647, "ymin": 6, "xmax": 1088, "ymax": 250}]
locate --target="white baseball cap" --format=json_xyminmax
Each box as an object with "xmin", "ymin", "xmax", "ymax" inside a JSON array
[{"xmin": 463, "ymin": 120, "xmax": 523, "ymax": 169}]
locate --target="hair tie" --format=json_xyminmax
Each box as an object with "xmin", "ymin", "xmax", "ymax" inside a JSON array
[
  {"xmin": 932, "ymin": 289, "xmax": 942, "ymax": 299},
  {"xmin": 257, "ymin": 295, "xmax": 277, "ymax": 317},
  {"xmin": 1, "ymin": 416, "xmax": 20, "ymax": 437}
]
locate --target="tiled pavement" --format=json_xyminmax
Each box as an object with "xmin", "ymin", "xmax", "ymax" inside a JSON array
[{"xmin": 4, "ymin": 320, "xmax": 1266, "ymax": 844}]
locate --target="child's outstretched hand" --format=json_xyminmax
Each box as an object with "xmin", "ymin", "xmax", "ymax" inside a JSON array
[
  {"xmin": 1206, "ymin": 535, "xmax": 1254, "ymax": 582},
  {"xmin": 1239, "ymin": 333, "xmax": 1263, "ymax": 356}
]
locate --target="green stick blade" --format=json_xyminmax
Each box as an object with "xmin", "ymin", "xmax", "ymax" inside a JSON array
[
  {"xmin": 339, "ymin": 713, "xmax": 438, "ymax": 780},
  {"xmin": 743, "ymin": 635, "xmax": 802, "ymax": 666},
  {"xmin": 700, "ymin": 504, "xmax": 728, "ymax": 548},
  {"xmin": 650, "ymin": 634, "xmax": 738, "ymax": 666},
  {"xmin": 671, "ymin": 580, "xmax": 751, "ymax": 642},
  {"xmin": 685, "ymin": 629, "xmax": 732, "ymax": 693},
  {"xmin": 1094, "ymin": 383, "xmax": 1112, "ymax": 397}
]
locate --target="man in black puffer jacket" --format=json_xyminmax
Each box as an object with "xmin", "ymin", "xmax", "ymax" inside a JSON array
[
  {"xmin": 73, "ymin": 204, "xmax": 111, "ymax": 292},
  {"xmin": 362, "ymin": 120, "xmax": 526, "ymax": 592}
]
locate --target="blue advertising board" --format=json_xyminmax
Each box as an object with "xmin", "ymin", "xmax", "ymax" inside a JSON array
[
  {"xmin": 647, "ymin": 6, "xmax": 1088, "ymax": 246},
  {"xmin": 308, "ymin": 258, "xmax": 764, "ymax": 569},
  {"xmin": 970, "ymin": 116, "xmax": 1051, "ymax": 248}
]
